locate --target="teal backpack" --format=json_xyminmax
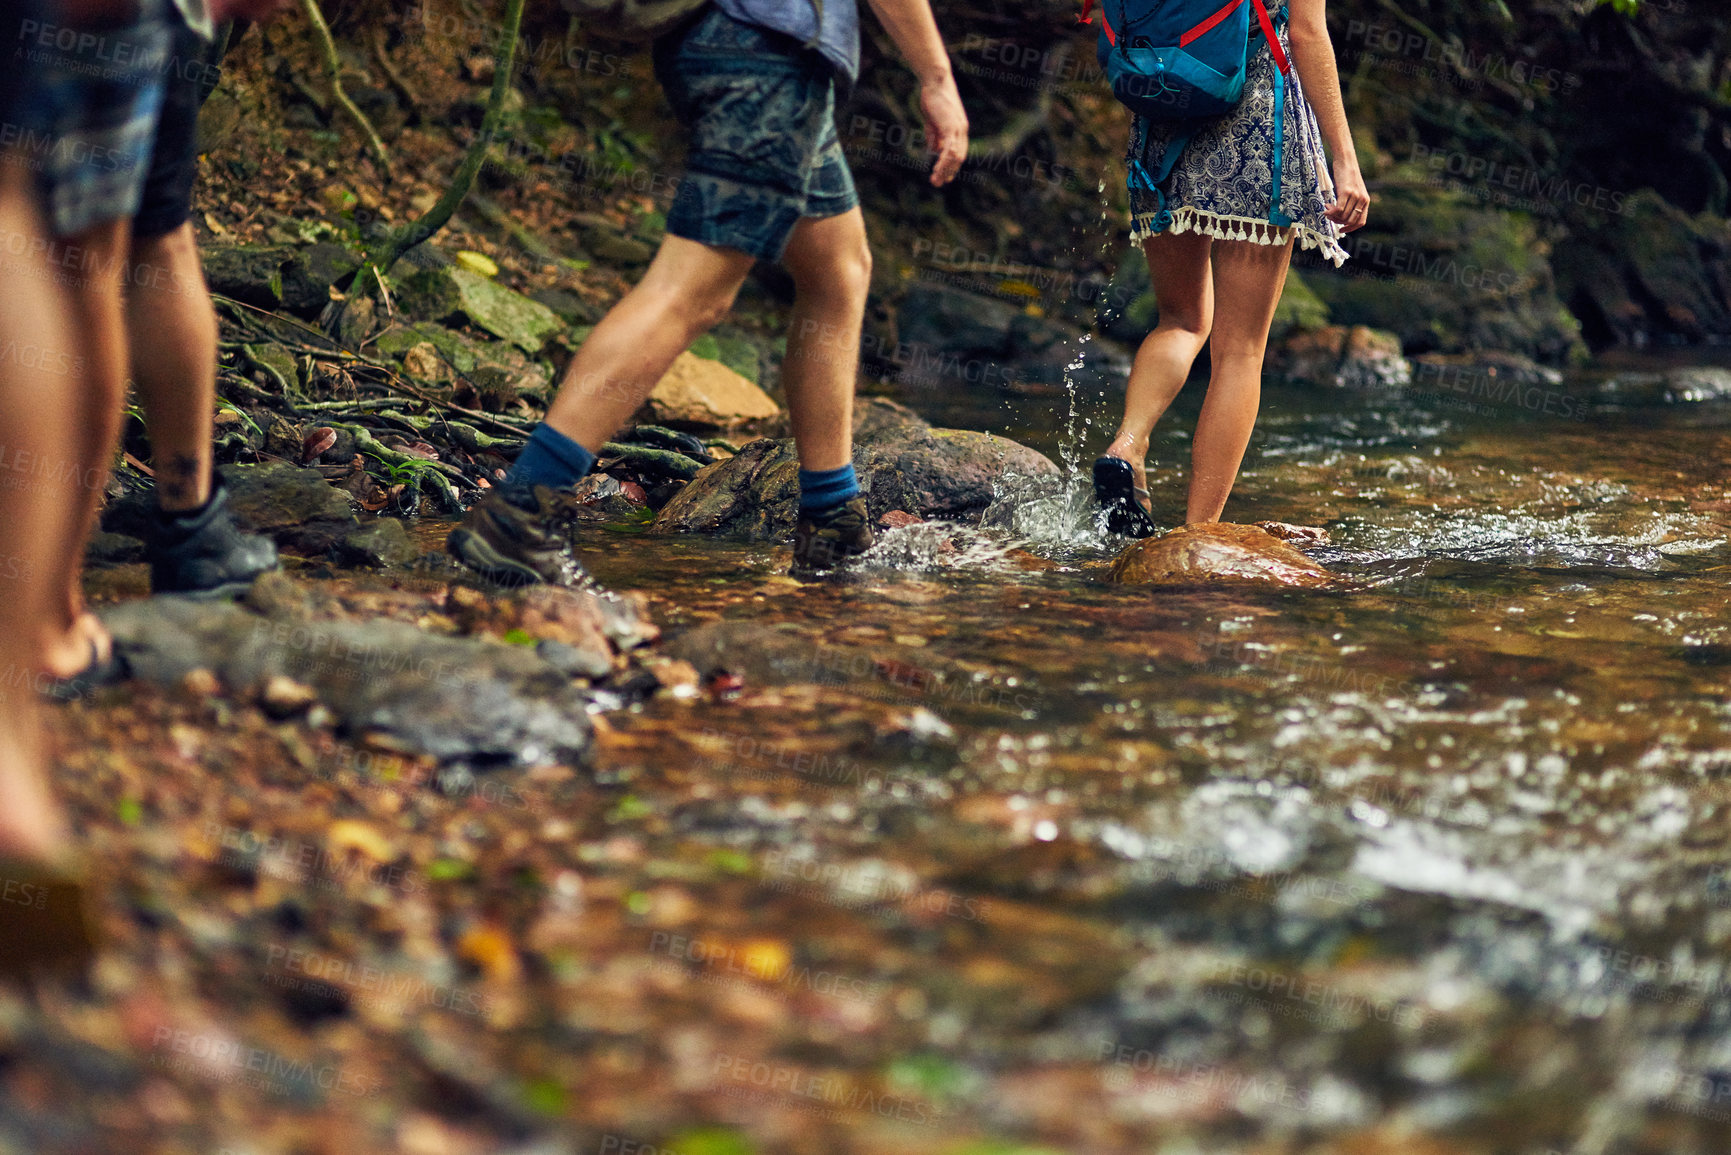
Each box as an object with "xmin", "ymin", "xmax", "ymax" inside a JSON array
[{"xmin": 1081, "ymin": 0, "xmax": 1294, "ymax": 230}]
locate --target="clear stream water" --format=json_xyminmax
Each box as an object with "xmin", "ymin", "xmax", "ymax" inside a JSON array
[{"xmin": 548, "ymin": 355, "xmax": 1730, "ymax": 1152}]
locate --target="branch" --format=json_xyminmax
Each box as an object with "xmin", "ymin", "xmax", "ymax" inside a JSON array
[
  {"xmin": 300, "ymin": 0, "xmax": 393, "ymax": 175},
  {"xmin": 365, "ymin": 0, "xmax": 528, "ymax": 282}
]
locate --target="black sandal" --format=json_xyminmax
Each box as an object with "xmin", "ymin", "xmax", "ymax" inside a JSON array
[{"xmin": 1093, "ymin": 456, "xmax": 1159, "ymax": 538}]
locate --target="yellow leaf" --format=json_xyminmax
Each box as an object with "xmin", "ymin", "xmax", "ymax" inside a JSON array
[
  {"xmin": 455, "ymin": 250, "xmax": 500, "ymax": 278},
  {"xmin": 326, "ymin": 819, "xmax": 395, "ymax": 863}
]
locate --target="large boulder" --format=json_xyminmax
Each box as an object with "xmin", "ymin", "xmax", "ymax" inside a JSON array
[
  {"xmin": 1300, "ymin": 180, "xmax": 1584, "ymax": 364},
  {"xmin": 640, "ymin": 351, "xmax": 781, "ymax": 431},
  {"xmin": 652, "ymin": 398, "xmax": 1058, "ymax": 540},
  {"xmin": 1109, "ymin": 523, "xmax": 1341, "ymax": 589},
  {"xmin": 893, "ymin": 284, "xmax": 1129, "ymax": 394},
  {"xmin": 223, "ymin": 463, "xmax": 359, "ymax": 555}
]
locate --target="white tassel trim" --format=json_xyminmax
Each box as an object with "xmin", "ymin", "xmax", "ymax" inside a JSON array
[{"xmin": 1130, "ymin": 206, "xmax": 1349, "ymax": 267}]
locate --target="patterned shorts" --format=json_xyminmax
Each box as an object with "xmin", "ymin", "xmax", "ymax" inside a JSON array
[
  {"xmin": 652, "ymin": 7, "xmax": 857, "ymax": 263},
  {"xmin": 6, "ymin": 0, "xmax": 175, "ymax": 237}
]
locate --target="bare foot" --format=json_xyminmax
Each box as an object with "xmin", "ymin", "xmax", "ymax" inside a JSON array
[
  {"xmin": 38, "ymin": 611, "xmax": 113, "ymax": 681},
  {"xmin": 0, "ymin": 720, "xmax": 69, "ymax": 864}
]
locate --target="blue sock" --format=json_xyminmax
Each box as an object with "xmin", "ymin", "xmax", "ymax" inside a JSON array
[
  {"xmin": 798, "ymin": 464, "xmax": 859, "ymax": 511},
  {"xmin": 505, "ymin": 423, "xmax": 597, "ymax": 492}
]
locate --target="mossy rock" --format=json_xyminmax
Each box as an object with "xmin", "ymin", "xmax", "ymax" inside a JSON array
[{"xmin": 1269, "ymin": 267, "xmax": 1331, "ymax": 343}]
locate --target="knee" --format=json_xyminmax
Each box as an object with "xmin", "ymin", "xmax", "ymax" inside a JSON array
[
  {"xmin": 1158, "ymin": 307, "xmax": 1212, "ymax": 347},
  {"xmin": 794, "ymin": 232, "xmax": 872, "ymax": 307},
  {"xmin": 129, "ymin": 221, "xmax": 195, "ymax": 268}
]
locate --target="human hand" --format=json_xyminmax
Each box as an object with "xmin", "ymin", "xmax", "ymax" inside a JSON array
[
  {"xmin": 919, "ymin": 76, "xmax": 969, "ymax": 187},
  {"xmin": 1325, "ymin": 161, "xmax": 1370, "ymax": 232},
  {"xmin": 210, "ymin": 0, "xmax": 293, "ymax": 23}
]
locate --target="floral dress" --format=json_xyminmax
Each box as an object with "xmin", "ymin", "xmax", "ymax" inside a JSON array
[{"xmin": 1126, "ymin": 0, "xmax": 1347, "ymax": 265}]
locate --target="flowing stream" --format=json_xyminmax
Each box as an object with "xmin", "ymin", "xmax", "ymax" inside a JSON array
[{"xmin": 557, "ymin": 357, "xmax": 1731, "ymax": 1152}]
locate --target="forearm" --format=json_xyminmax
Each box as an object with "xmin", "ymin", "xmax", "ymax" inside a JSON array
[
  {"xmin": 863, "ymin": 0, "xmax": 952, "ymax": 85},
  {"xmin": 1289, "ymin": 27, "xmax": 1358, "ymax": 172}
]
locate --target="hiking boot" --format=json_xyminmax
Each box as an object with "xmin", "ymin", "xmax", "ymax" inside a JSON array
[
  {"xmin": 147, "ymin": 476, "xmax": 280, "ymax": 596},
  {"xmin": 446, "ymin": 484, "xmax": 590, "ymax": 587},
  {"xmin": 792, "ymin": 496, "xmax": 874, "ymax": 573}
]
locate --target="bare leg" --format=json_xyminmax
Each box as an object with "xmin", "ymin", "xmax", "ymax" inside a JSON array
[
  {"xmin": 1106, "ymin": 231, "xmax": 1214, "ymax": 511},
  {"xmin": 1186, "ymin": 236, "xmax": 1294, "ymax": 524},
  {"xmin": 126, "ymin": 221, "xmax": 214, "ymax": 512},
  {"xmin": 542, "ymin": 235, "xmax": 754, "ymax": 454},
  {"xmin": 0, "ymin": 163, "xmax": 75, "ymax": 862},
  {"xmin": 778, "ymin": 209, "xmax": 871, "ymax": 473},
  {"xmin": 35, "ymin": 217, "xmax": 130, "ymax": 680}
]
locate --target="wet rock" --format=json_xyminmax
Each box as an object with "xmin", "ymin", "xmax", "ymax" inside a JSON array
[
  {"xmin": 101, "ymin": 593, "xmax": 594, "ymax": 766},
  {"xmin": 1408, "ymin": 350, "xmax": 1564, "ymax": 391},
  {"xmin": 1597, "ymin": 365, "xmax": 1731, "ymax": 405},
  {"xmin": 259, "ymin": 674, "xmax": 318, "ymax": 718},
  {"xmin": 640, "ymin": 351, "xmax": 781, "ymax": 431},
  {"xmin": 335, "ymin": 518, "xmax": 419, "ymax": 568},
  {"xmin": 222, "ymin": 463, "xmax": 358, "ymax": 555},
  {"xmin": 536, "ymin": 638, "xmax": 612, "ymax": 680},
  {"xmin": 652, "ymin": 399, "xmax": 1058, "ymax": 541},
  {"xmin": 1108, "ymin": 523, "xmax": 1341, "ymax": 589},
  {"xmin": 1274, "ymin": 324, "xmax": 1411, "ymax": 389},
  {"xmin": 566, "ymin": 473, "xmax": 647, "ymax": 521}
]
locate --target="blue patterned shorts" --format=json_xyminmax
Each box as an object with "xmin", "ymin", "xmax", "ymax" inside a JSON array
[
  {"xmin": 652, "ymin": 8, "xmax": 857, "ymax": 263},
  {"xmin": 7, "ymin": 0, "xmax": 175, "ymax": 237}
]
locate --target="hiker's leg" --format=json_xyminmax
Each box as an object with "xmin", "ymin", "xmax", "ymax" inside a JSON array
[
  {"xmin": 1186, "ymin": 235, "xmax": 1294, "ymax": 524},
  {"xmin": 1106, "ymin": 230, "xmax": 1214, "ymax": 509},
  {"xmin": 540, "ymin": 235, "xmax": 754, "ymax": 455},
  {"xmin": 780, "ymin": 208, "xmax": 871, "ymax": 473},
  {"xmin": 126, "ymin": 222, "xmax": 215, "ymax": 512},
  {"xmin": 39, "ymin": 216, "xmax": 130, "ymax": 681},
  {"xmin": 128, "ymin": 17, "xmax": 217, "ymax": 514},
  {"xmin": 0, "ymin": 162, "xmax": 75, "ymax": 863}
]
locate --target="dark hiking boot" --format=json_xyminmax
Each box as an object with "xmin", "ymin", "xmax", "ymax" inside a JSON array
[
  {"xmin": 147, "ymin": 477, "xmax": 279, "ymax": 596},
  {"xmin": 792, "ymin": 496, "xmax": 874, "ymax": 574},
  {"xmin": 446, "ymin": 484, "xmax": 591, "ymax": 587}
]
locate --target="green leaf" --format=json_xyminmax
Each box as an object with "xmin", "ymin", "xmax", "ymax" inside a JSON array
[
  {"xmin": 667, "ymin": 1127, "xmax": 756, "ymax": 1155},
  {"xmin": 522, "ymin": 1077, "xmax": 567, "ymax": 1116},
  {"xmin": 427, "ymin": 858, "xmax": 474, "ymax": 882},
  {"xmin": 624, "ymin": 890, "xmax": 652, "ymax": 916},
  {"xmin": 688, "ymin": 333, "xmax": 722, "ymax": 361},
  {"xmin": 706, "ymin": 849, "xmax": 754, "ymax": 875},
  {"xmin": 116, "ymin": 798, "xmax": 144, "ymax": 826},
  {"xmin": 502, "ymin": 628, "xmax": 536, "ymax": 646},
  {"xmin": 608, "ymin": 794, "xmax": 653, "ymax": 822}
]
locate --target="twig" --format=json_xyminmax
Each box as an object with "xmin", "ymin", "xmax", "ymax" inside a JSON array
[{"xmin": 300, "ymin": 0, "xmax": 393, "ymax": 175}]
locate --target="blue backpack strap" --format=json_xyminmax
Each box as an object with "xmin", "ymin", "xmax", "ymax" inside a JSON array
[
  {"xmin": 1256, "ymin": 0, "xmax": 1294, "ymax": 228},
  {"xmin": 1129, "ymin": 119, "xmax": 1197, "ymax": 232}
]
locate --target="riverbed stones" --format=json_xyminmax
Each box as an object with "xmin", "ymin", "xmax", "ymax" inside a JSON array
[
  {"xmin": 652, "ymin": 398, "xmax": 1058, "ymax": 540},
  {"xmin": 640, "ymin": 351, "xmax": 781, "ymax": 430},
  {"xmin": 1108, "ymin": 523, "xmax": 1340, "ymax": 589},
  {"xmin": 222, "ymin": 462, "xmax": 359, "ymax": 555}
]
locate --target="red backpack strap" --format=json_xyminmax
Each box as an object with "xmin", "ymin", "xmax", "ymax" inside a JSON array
[
  {"xmin": 1180, "ymin": 0, "xmax": 1245, "ymax": 47},
  {"xmin": 1250, "ymin": 0, "xmax": 1290, "ymax": 73},
  {"xmin": 1079, "ymin": 0, "xmax": 1095, "ymax": 22}
]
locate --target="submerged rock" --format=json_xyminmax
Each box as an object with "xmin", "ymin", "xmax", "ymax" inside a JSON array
[
  {"xmin": 1109, "ymin": 523, "xmax": 1341, "ymax": 589},
  {"xmin": 652, "ymin": 399, "xmax": 1058, "ymax": 540}
]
